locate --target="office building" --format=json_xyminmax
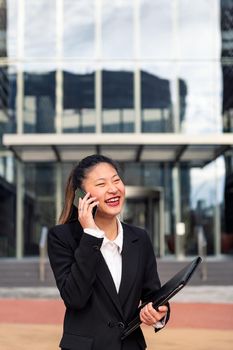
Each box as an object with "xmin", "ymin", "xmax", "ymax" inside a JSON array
[{"xmin": 0, "ymin": 0, "xmax": 233, "ymax": 259}]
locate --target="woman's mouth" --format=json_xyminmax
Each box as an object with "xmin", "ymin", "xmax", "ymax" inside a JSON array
[{"xmin": 105, "ymin": 196, "xmax": 120, "ymax": 207}]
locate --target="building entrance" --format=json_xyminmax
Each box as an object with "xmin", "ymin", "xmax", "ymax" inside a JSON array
[{"xmin": 122, "ymin": 186, "xmax": 164, "ymax": 257}]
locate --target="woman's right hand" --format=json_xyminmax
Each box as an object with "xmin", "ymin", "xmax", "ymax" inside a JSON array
[{"xmin": 78, "ymin": 192, "xmax": 99, "ymax": 229}]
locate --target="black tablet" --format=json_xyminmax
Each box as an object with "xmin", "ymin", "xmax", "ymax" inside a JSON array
[{"xmin": 121, "ymin": 256, "xmax": 202, "ymax": 339}]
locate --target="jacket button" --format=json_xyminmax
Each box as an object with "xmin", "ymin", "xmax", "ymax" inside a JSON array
[{"xmin": 118, "ymin": 322, "xmax": 125, "ymax": 329}]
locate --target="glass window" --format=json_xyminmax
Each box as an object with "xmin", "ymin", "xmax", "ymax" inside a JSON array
[
  {"xmin": 178, "ymin": 0, "xmax": 220, "ymax": 60},
  {"xmin": 102, "ymin": 65, "xmax": 134, "ymax": 132},
  {"xmin": 141, "ymin": 64, "xmax": 175, "ymax": 132},
  {"xmin": 222, "ymin": 63, "xmax": 233, "ymax": 132},
  {"xmin": 24, "ymin": 163, "xmax": 55, "ymax": 256},
  {"xmin": 143, "ymin": 163, "xmax": 162, "ymax": 187},
  {"xmin": 221, "ymin": 1, "xmax": 233, "ymax": 133},
  {"xmin": 63, "ymin": 0, "xmax": 95, "ymax": 58},
  {"xmin": 63, "ymin": 65, "xmax": 95, "ymax": 133},
  {"xmin": 101, "ymin": 0, "xmax": 134, "ymax": 59},
  {"xmin": 6, "ymin": 0, "xmax": 18, "ymax": 58},
  {"xmin": 187, "ymin": 158, "xmax": 225, "ymax": 255},
  {"xmin": 224, "ymin": 158, "xmax": 233, "ymax": 253},
  {"xmin": 178, "ymin": 62, "xmax": 222, "ymax": 134},
  {"xmin": 0, "ymin": 0, "xmax": 7, "ymax": 57},
  {"xmin": 122, "ymin": 162, "xmax": 142, "ymax": 186},
  {"xmin": 0, "ymin": 152, "xmax": 16, "ymax": 257},
  {"xmin": 0, "ymin": 178, "xmax": 16, "ymax": 257},
  {"xmin": 24, "ymin": 0, "xmax": 56, "ymax": 58},
  {"xmin": 61, "ymin": 162, "xmax": 74, "ymax": 196},
  {"xmin": 0, "ymin": 65, "xmax": 17, "ymax": 136},
  {"xmin": 23, "ymin": 64, "xmax": 55, "ymax": 133},
  {"xmin": 140, "ymin": 0, "xmax": 173, "ymax": 59}
]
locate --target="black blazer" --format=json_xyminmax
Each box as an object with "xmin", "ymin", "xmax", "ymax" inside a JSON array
[{"xmin": 48, "ymin": 220, "xmax": 169, "ymax": 350}]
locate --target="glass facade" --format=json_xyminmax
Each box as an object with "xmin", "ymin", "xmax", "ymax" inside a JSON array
[
  {"xmin": 0, "ymin": 0, "xmax": 233, "ymax": 258},
  {"xmin": 23, "ymin": 66, "xmax": 56, "ymax": 133},
  {"xmin": 24, "ymin": 1, "xmax": 57, "ymax": 58},
  {"xmin": 23, "ymin": 163, "xmax": 56, "ymax": 255},
  {"xmin": 102, "ymin": 66, "xmax": 135, "ymax": 132},
  {"xmin": 63, "ymin": 0, "xmax": 95, "ymax": 58},
  {"xmin": 140, "ymin": 65, "xmax": 174, "ymax": 132},
  {"xmin": 101, "ymin": 0, "xmax": 134, "ymax": 59},
  {"xmin": 62, "ymin": 65, "xmax": 96, "ymax": 133}
]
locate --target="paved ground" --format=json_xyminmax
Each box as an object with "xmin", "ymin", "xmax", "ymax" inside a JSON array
[
  {"xmin": 0, "ymin": 286, "xmax": 233, "ymax": 350},
  {"xmin": 1, "ymin": 323, "xmax": 232, "ymax": 350}
]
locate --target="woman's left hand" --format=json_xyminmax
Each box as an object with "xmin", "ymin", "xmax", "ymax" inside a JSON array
[{"xmin": 140, "ymin": 303, "xmax": 168, "ymax": 326}]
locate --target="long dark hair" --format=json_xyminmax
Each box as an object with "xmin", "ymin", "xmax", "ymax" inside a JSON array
[{"xmin": 59, "ymin": 154, "xmax": 120, "ymax": 224}]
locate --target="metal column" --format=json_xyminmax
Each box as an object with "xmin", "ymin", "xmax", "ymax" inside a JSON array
[
  {"xmin": 56, "ymin": 162, "xmax": 62, "ymax": 224},
  {"xmin": 16, "ymin": 160, "xmax": 24, "ymax": 259},
  {"xmin": 172, "ymin": 165, "xmax": 185, "ymax": 259}
]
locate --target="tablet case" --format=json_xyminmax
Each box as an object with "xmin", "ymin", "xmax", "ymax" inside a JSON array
[{"xmin": 121, "ymin": 256, "xmax": 202, "ymax": 339}]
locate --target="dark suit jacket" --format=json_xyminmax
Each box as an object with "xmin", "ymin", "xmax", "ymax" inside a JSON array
[{"xmin": 48, "ymin": 220, "xmax": 169, "ymax": 350}]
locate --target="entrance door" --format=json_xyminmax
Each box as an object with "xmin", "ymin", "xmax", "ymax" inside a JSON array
[{"xmin": 122, "ymin": 186, "xmax": 164, "ymax": 256}]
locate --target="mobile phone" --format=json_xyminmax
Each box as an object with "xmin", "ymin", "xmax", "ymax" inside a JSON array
[
  {"xmin": 73, "ymin": 188, "xmax": 97, "ymax": 217},
  {"xmin": 73, "ymin": 188, "xmax": 86, "ymax": 208}
]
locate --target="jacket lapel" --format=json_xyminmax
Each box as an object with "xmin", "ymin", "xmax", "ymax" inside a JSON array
[
  {"xmin": 70, "ymin": 221, "xmax": 140, "ymax": 318},
  {"xmin": 96, "ymin": 254, "xmax": 124, "ymax": 318},
  {"xmin": 69, "ymin": 221, "xmax": 123, "ymax": 317},
  {"xmin": 118, "ymin": 224, "xmax": 140, "ymax": 308}
]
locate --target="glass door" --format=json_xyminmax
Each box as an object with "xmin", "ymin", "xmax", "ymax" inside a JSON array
[{"xmin": 122, "ymin": 186, "xmax": 163, "ymax": 256}]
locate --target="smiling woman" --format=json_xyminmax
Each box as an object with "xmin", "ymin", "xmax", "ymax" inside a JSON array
[
  {"xmin": 58, "ymin": 155, "xmax": 122, "ymax": 226},
  {"xmin": 48, "ymin": 154, "xmax": 170, "ymax": 350}
]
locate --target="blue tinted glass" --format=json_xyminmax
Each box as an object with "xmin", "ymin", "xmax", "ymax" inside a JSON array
[
  {"xmin": 0, "ymin": 65, "xmax": 17, "ymax": 134},
  {"xmin": 141, "ymin": 64, "xmax": 174, "ymax": 132},
  {"xmin": 62, "ymin": 65, "xmax": 95, "ymax": 133},
  {"xmin": 23, "ymin": 65, "xmax": 55, "ymax": 133},
  {"xmin": 101, "ymin": 66, "xmax": 134, "ymax": 132},
  {"xmin": 24, "ymin": 163, "xmax": 56, "ymax": 255}
]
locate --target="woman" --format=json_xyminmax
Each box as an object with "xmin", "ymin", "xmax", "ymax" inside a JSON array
[{"xmin": 48, "ymin": 154, "xmax": 169, "ymax": 350}]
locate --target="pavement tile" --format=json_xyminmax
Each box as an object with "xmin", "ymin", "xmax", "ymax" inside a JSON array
[
  {"xmin": 0, "ymin": 290, "xmax": 232, "ymax": 350},
  {"xmin": 0, "ymin": 299, "xmax": 232, "ymax": 330}
]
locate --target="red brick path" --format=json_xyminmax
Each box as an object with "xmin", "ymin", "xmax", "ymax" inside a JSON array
[{"xmin": 0, "ymin": 299, "xmax": 232, "ymax": 330}]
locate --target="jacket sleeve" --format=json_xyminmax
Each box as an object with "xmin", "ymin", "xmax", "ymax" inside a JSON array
[
  {"xmin": 140, "ymin": 231, "xmax": 170, "ymax": 330},
  {"xmin": 48, "ymin": 226, "xmax": 103, "ymax": 310}
]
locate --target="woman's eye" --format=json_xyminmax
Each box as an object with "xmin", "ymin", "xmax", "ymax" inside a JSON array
[
  {"xmin": 96, "ymin": 183, "xmax": 105, "ymax": 187},
  {"xmin": 114, "ymin": 178, "xmax": 120, "ymax": 183}
]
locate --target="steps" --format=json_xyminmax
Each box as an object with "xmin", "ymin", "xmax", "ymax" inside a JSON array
[
  {"xmin": 0, "ymin": 257, "xmax": 232, "ymax": 287},
  {"xmin": 0, "ymin": 259, "xmax": 55, "ymax": 287}
]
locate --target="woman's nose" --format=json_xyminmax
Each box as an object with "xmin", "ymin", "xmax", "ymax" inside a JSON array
[{"xmin": 107, "ymin": 184, "xmax": 118, "ymax": 193}]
